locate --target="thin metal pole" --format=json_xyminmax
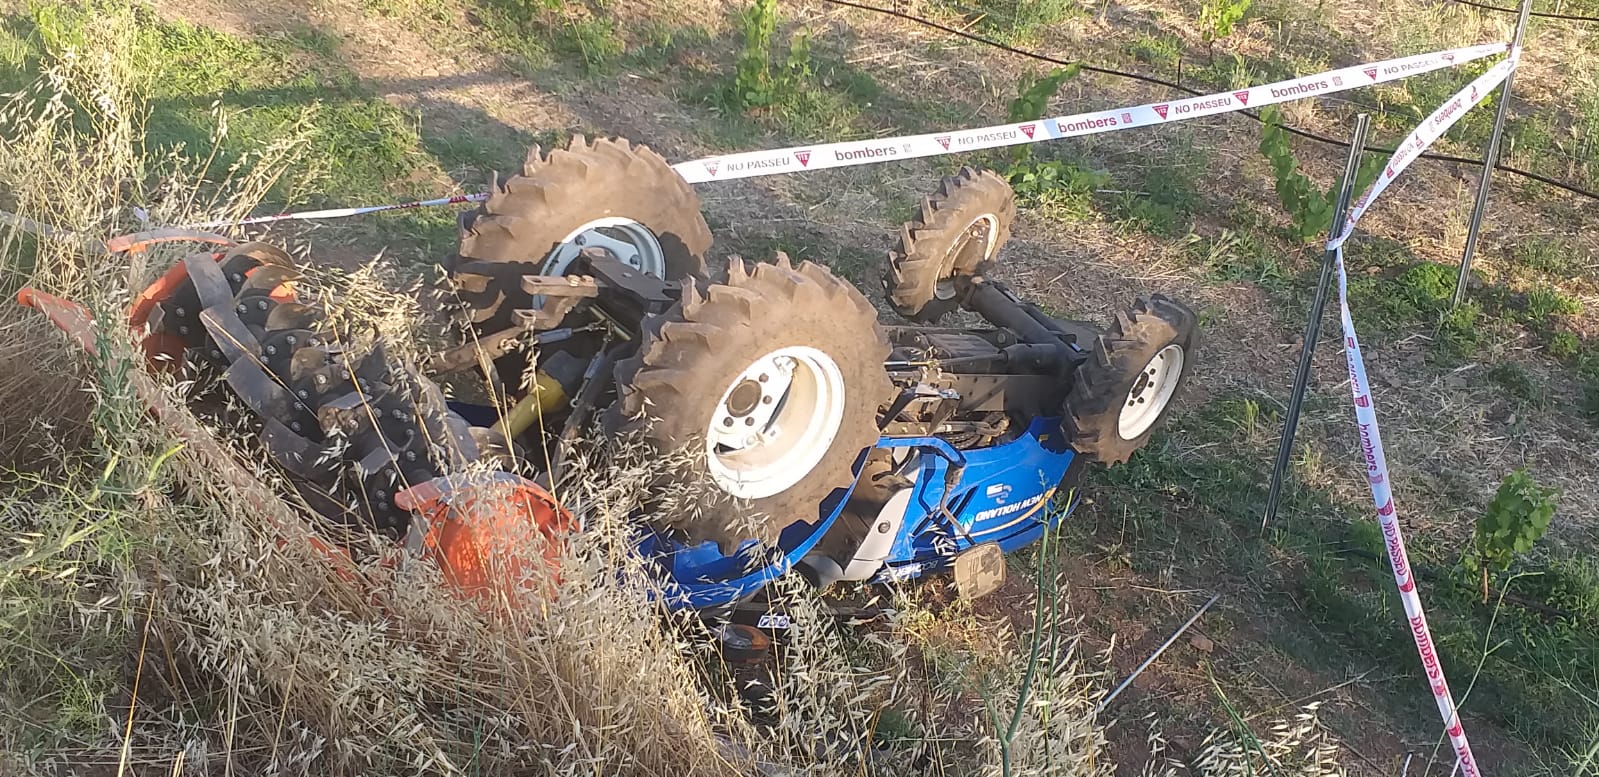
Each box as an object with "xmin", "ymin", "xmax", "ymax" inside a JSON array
[
  {"xmin": 1261, "ymin": 114, "xmax": 1371, "ymax": 531},
  {"xmin": 1454, "ymin": 0, "xmax": 1533, "ymax": 308},
  {"xmin": 1097, "ymin": 593, "xmax": 1220, "ymax": 713}
]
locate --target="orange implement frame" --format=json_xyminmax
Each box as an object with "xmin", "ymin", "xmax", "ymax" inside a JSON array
[{"xmin": 17, "ymin": 234, "xmax": 573, "ymax": 606}]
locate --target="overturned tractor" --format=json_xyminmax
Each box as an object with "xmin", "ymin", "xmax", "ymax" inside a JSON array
[{"xmin": 21, "ymin": 136, "xmax": 1197, "ymax": 610}]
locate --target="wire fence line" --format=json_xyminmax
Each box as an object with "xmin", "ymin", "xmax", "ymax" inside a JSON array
[{"xmin": 817, "ymin": 0, "xmax": 1599, "ymax": 202}]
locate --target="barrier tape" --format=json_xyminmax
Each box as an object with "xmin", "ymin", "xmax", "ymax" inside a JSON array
[
  {"xmin": 180, "ymin": 194, "xmax": 487, "ymax": 230},
  {"xmin": 670, "ymin": 42, "xmax": 1508, "ymax": 183},
  {"xmin": 164, "ymin": 41, "xmax": 1508, "ymax": 230},
  {"xmin": 1328, "ymin": 48, "xmax": 1518, "ymax": 777}
]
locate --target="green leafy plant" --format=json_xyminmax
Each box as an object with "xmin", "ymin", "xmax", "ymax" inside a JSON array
[
  {"xmin": 731, "ymin": 0, "xmax": 811, "ymax": 111},
  {"xmin": 1198, "ymin": 0, "xmax": 1252, "ymax": 43},
  {"xmin": 1550, "ymin": 331, "xmax": 1582, "ymax": 359},
  {"xmin": 1004, "ymin": 64, "xmax": 1080, "ymax": 161},
  {"xmin": 999, "ymin": 65, "xmax": 1100, "ymax": 216},
  {"xmin": 1258, "ymin": 105, "xmax": 1382, "ymax": 243},
  {"xmin": 1006, "ymin": 65, "xmax": 1080, "ymax": 125},
  {"xmin": 1465, "ymin": 469, "xmax": 1559, "ymax": 601},
  {"xmin": 1008, "ymin": 159, "xmax": 1107, "ymax": 216},
  {"xmin": 1525, "ymin": 284, "xmax": 1583, "ymax": 322}
]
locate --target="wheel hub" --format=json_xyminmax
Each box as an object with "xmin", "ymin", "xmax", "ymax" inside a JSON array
[
  {"xmin": 934, "ymin": 214, "xmax": 999, "ymax": 302},
  {"xmin": 543, "ymin": 217, "xmax": 667, "ymax": 278},
  {"xmin": 705, "ymin": 346, "xmax": 847, "ymax": 501},
  {"xmin": 1117, "ymin": 344, "xmax": 1184, "ymax": 440}
]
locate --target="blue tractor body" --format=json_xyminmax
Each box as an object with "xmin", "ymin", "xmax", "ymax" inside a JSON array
[{"xmin": 641, "ymin": 416, "xmax": 1081, "ymax": 609}]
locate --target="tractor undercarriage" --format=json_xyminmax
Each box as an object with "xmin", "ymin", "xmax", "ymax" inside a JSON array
[{"xmin": 19, "ymin": 135, "xmax": 1198, "ymax": 611}]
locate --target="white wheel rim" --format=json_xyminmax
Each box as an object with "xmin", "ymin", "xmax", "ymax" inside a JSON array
[
  {"xmin": 543, "ymin": 217, "xmax": 668, "ymax": 278},
  {"xmin": 933, "ymin": 214, "xmax": 999, "ymax": 301},
  {"xmin": 704, "ymin": 345, "xmax": 848, "ymax": 500},
  {"xmin": 1117, "ymin": 344, "xmax": 1184, "ymax": 440}
]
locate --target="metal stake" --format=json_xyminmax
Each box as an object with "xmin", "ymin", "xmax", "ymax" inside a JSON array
[
  {"xmin": 1454, "ymin": 0, "xmax": 1533, "ymax": 308},
  {"xmin": 1261, "ymin": 114, "xmax": 1371, "ymax": 531},
  {"xmin": 1097, "ymin": 593, "xmax": 1220, "ymax": 713}
]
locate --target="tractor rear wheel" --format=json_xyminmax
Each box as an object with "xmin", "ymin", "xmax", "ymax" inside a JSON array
[
  {"xmin": 609, "ymin": 254, "xmax": 893, "ymax": 552},
  {"xmin": 449, "ymin": 136, "xmax": 713, "ymax": 334},
  {"xmin": 1067, "ymin": 294, "xmax": 1198, "ymax": 465},
  {"xmin": 885, "ymin": 167, "xmax": 1016, "ymax": 322}
]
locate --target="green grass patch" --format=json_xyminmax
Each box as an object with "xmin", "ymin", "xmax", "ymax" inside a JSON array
[
  {"xmin": 6, "ymin": 6, "xmax": 437, "ymax": 204},
  {"xmin": 1512, "ymin": 237, "xmax": 1584, "ymax": 280},
  {"xmin": 1341, "ymin": 250, "xmax": 1485, "ymax": 357},
  {"xmin": 1006, "ymin": 142, "xmax": 1204, "ymax": 238},
  {"xmin": 1487, "ymin": 363, "xmax": 1549, "ymax": 407},
  {"xmin": 1193, "ymin": 229, "xmax": 1293, "ymax": 293},
  {"xmin": 1125, "ymin": 33, "xmax": 1183, "ymax": 69},
  {"xmin": 928, "ymin": 0, "xmax": 1086, "ymax": 45}
]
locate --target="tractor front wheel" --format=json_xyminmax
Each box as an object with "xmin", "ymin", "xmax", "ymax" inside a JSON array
[{"xmin": 1068, "ymin": 294, "xmax": 1198, "ymax": 465}]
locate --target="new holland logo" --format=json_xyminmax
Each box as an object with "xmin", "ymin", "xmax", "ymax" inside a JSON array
[
  {"xmin": 794, "ymin": 150, "xmax": 812, "ymax": 166},
  {"xmin": 703, "ymin": 160, "xmax": 720, "ymax": 176},
  {"xmin": 973, "ymin": 494, "xmax": 1044, "ymax": 524},
  {"xmin": 1152, "ymin": 104, "xmax": 1169, "ymax": 119},
  {"xmin": 935, "ymin": 135, "xmax": 951, "ymax": 150},
  {"xmin": 1233, "ymin": 90, "xmax": 1251, "ymax": 105},
  {"xmin": 1364, "ymin": 67, "xmax": 1379, "ymax": 80},
  {"xmin": 985, "ymin": 483, "xmax": 1013, "ymax": 503},
  {"xmin": 1018, "ymin": 123, "xmax": 1036, "ymax": 138}
]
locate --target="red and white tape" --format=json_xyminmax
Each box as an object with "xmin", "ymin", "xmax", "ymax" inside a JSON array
[
  {"xmin": 670, "ymin": 42, "xmax": 1508, "ymax": 184},
  {"xmin": 1329, "ymin": 48, "xmax": 1518, "ymax": 777},
  {"xmin": 170, "ymin": 41, "xmax": 1507, "ymax": 230}
]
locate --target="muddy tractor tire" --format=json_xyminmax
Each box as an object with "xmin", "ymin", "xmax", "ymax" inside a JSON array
[
  {"xmin": 449, "ymin": 136, "xmax": 713, "ymax": 334},
  {"xmin": 885, "ymin": 167, "xmax": 1016, "ymax": 322},
  {"xmin": 150, "ymin": 243, "xmax": 509, "ymax": 539},
  {"xmin": 609, "ymin": 254, "xmax": 893, "ymax": 552},
  {"xmin": 1068, "ymin": 295, "xmax": 1198, "ymax": 465}
]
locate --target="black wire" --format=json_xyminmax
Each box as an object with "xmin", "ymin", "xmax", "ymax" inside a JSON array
[
  {"xmin": 1441, "ymin": 0, "xmax": 1599, "ymax": 23},
  {"xmin": 815, "ymin": 0, "xmax": 1599, "ymax": 202}
]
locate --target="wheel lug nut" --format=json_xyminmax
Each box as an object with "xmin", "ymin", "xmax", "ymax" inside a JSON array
[
  {"xmin": 722, "ymin": 417, "xmax": 734, "ymax": 427},
  {"xmin": 257, "ymin": 300, "xmax": 269, "ymax": 310}
]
